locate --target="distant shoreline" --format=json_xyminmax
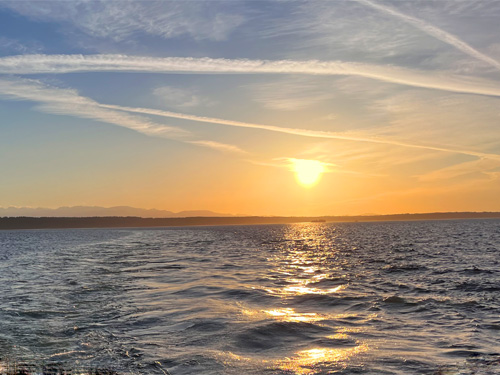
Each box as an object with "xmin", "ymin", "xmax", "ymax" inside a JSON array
[{"xmin": 1, "ymin": 212, "xmax": 499, "ymax": 230}]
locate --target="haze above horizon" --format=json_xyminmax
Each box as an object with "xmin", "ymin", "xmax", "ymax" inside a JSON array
[{"xmin": 1, "ymin": 1, "xmax": 500, "ymax": 216}]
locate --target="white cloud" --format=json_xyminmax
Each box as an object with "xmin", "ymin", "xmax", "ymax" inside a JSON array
[
  {"xmin": 100, "ymin": 103, "xmax": 500, "ymax": 161},
  {"xmin": 355, "ymin": 0, "xmax": 500, "ymax": 71},
  {"xmin": 0, "ymin": 36, "xmax": 43, "ymax": 54},
  {"xmin": 322, "ymin": 113, "xmax": 338, "ymax": 121},
  {"xmin": 1, "ymin": 1, "xmax": 245, "ymax": 42},
  {"xmin": 0, "ymin": 77, "xmax": 253, "ymax": 156},
  {"xmin": 247, "ymin": 77, "xmax": 333, "ymax": 110},
  {"xmin": 188, "ymin": 140, "xmax": 247, "ymax": 154},
  {"xmin": 369, "ymin": 91, "xmax": 500, "ymax": 151},
  {"xmin": 418, "ymin": 158, "xmax": 500, "ymax": 182},
  {"xmin": 252, "ymin": 156, "xmax": 377, "ymax": 177},
  {"xmin": 0, "ymin": 76, "xmax": 186, "ymax": 138},
  {"xmin": 259, "ymin": 1, "xmax": 425, "ymax": 58},
  {"xmin": 1, "ymin": 54, "xmax": 500, "ymax": 97},
  {"xmin": 153, "ymin": 86, "xmax": 213, "ymax": 109}
]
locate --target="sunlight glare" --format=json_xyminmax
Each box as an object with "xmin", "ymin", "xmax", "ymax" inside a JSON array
[
  {"xmin": 275, "ymin": 345, "xmax": 368, "ymax": 375},
  {"xmin": 290, "ymin": 159, "xmax": 326, "ymax": 187}
]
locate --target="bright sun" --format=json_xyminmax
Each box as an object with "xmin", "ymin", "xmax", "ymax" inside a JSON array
[{"xmin": 290, "ymin": 159, "xmax": 326, "ymax": 187}]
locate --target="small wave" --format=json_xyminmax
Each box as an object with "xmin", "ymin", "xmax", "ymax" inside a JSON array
[
  {"xmin": 8, "ymin": 309, "xmax": 74, "ymax": 319},
  {"xmin": 292, "ymin": 293, "xmax": 367, "ymax": 308},
  {"xmin": 0, "ymin": 360, "xmax": 120, "ymax": 375},
  {"xmin": 444, "ymin": 349, "xmax": 483, "ymax": 358},
  {"xmin": 185, "ymin": 319, "xmax": 227, "ymax": 333},
  {"xmin": 460, "ymin": 266, "xmax": 495, "ymax": 275},
  {"xmin": 434, "ymin": 355, "xmax": 500, "ymax": 375},
  {"xmin": 382, "ymin": 295, "xmax": 410, "ymax": 304},
  {"xmin": 307, "ymin": 277, "xmax": 347, "ymax": 288},
  {"xmin": 382, "ymin": 263, "xmax": 427, "ymax": 273},
  {"xmin": 234, "ymin": 321, "xmax": 331, "ymax": 351},
  {"xmin": 454, "ymin": 281, "xmax": 500, "ymax": 293}
]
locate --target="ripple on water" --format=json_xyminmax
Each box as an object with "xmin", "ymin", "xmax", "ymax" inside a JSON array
[{"xmin": 0, "ymin": 221, "xmax": 499, "ymax": 374}]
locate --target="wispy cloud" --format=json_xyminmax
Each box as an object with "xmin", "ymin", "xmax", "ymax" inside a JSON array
[
  {"xmin": 417, "ymin": 158, "xmax": 500, "ymax": 182},
  {"xmin": 153, "ymin": 86, "xmax": 213, "ymax": 109},
  {"xmin": 1, "ymin": 1, "xmax": 246, "ymax": 42},
  {"xmin": 188, "ymin": 140, "xmax": 247, "ymax": 154},
  {"xmin": 368, "ymin": 90, "xmax": 500, "ymax": 152},
  {"xmin": 249, "ymin": 156, "xmax": 379, "ymax": 178},
  {"xmin": 100, "ymin": 103, "xmax": 500, "ymax": 161},
  {"xmin": 0, "ymin": 36, "xmax": 43, "ymax": 54},
  {"xmin": 0, "ymin": 76, "xmax": 253, "ymax": 156},
  {"xmin": 0, "ymin": 77, "xmax": 186, "ymax": 138},
  {"xmin": 247, "ymin": 77, "xmax": 333, "ymax": 110},
  {"xmin": 257, "ymin": 1, "xmax": 425, "ymax": 61},
  {"xmin": 1, "ymin": 54, "xmax": 500, "ymax": 97},
  {"xmin": 356, "ymin": 0, "xmax": 500, "ymax": 71}
]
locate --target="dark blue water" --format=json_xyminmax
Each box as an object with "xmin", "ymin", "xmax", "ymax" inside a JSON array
[{"xmin": 1, "ymin": 220, "xmax": 499, "ymax": 374}]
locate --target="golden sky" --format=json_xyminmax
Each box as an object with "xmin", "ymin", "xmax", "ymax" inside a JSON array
[{"xmin": 0, "ymin": 1, "xmax": 499, "ymax": 216}]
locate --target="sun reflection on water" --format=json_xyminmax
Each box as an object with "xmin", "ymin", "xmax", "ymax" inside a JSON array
[
  {"xmin": 282, "ymin": 284, "xmax": 345, "ymax": 295},
  {"xmin": 263, "ymin": 224, "xmax": 349, "ymax": 298},
  {"xmin": 275, "ymin": 344, "xmax": 368, "ymax": 375},
  {"xmin": 236, "ymin": 224, "xmax": 370, "ymax": 374},
  {"xmin": 263, "ymin": 308, "xmax": 324, "ymax": 323},
  {"xmin": 218, "ymin": 343, "xmax": 368, "ymax": 375}
]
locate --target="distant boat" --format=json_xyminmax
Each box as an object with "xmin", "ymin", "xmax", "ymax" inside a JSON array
[{"xmin": 311, "ymin": 219, "xmax": 326, "ymax": 223}]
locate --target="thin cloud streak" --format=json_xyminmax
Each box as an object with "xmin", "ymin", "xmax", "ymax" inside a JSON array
[
  {"xmin": 356, "ymin": 0, "xmax": 500, "ymax": 71},
  {"xmin": 1, "ymin": 54, "xmax": 500, "ymax": 96},
  {"xmin": 0, "ymin": 77, "xmax": 245, "ymax": 155},
  {"xmin": 101, "ymin": 103, "xmax": 500, "ymax": 161},
  {"xmin": 0, "ymin": 76, "xmax": 186, "ymax": 138},
  {"xmin": 0, "ymin": 1, "xmax": 245, "ymax": 42},
  {"xmin": 188, "ymin": 140, "xmax": 247, "ymax": 154},
  {"xmin": 247, "ymin": 158, "xmax": 385, "ymax": 177}
]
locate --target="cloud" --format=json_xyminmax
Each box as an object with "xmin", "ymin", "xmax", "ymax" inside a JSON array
[
  {"xmin": 250, "ymin": 156, "xmax": 378, "ymax": 177},
  {"xmin": 356, "ymin": 0, "xmax": 500, "ymax": 71},
  {"xmin": 153, "ymin": 86, "xmax": 213, "ymax": 109},
  {"xmin": 0, "ymin": 77, "xmax": 252, "ymax": 156},
  {"xmin": 282, "ymin": 157, "xmax": 334, "ymax": 170},
  {"xmin": 100, "ymin": 103, "xmax": 500, "ymax": 161},
  {"xmin": 258, "ymin": 1, "xmax": 427, "ymax": 60},
  {"xmin": 1, "ymin": 54, "xmax": 500, "ymax": 97},
  {"xmin": 247, "ymin": 77, "xmax": 333, "ymax": 110},
  {"xmin": 322, "ymin": 113, "xmax": 338, "ymax": 121},
  {"xmin": 417, "ymin": 158, "xmax": 500, "ymax": 182},
  {"xmin": 0, "ymin": 36, "xmax": 43, "ymax": 54},
  {"xmin": 188, "ymin": 140, "xmax": 247, "ymax": 154},
  {"xmin": 368, "ymin": 90, "xmax": 500, "ymax": 152},
  {"xmin": 0, "ymin": 1, "xmax": 246, "ymax": 42},
  {"xmin": 0, "ymin": 76, "xmax": 186, "ymax": 138}
]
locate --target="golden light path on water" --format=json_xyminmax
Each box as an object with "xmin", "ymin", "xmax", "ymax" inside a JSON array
[
  {"xmin": 233, "ymin": 223, "xmax": 370, "ymax": 374},
  {"xmin": 276, "ymin": 345, "xmax": 369, "ymax": 375}
]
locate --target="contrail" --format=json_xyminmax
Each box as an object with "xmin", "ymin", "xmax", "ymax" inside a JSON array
[
  {"xmin": 100, "ymin": 103, "xmax": 500, "ymax": 161},
  {"xmin": 1, "ymin": 54, "xmax": 500, "ymax": 96},
  {"xmin": 0, "ymin": 76, "xmax": 244, "ymax": 154},
  {"xmin": 356, "ymin": 0, "xmax": 500, "ymax": 71},
  {"xmin": 0, "ymin": 76, "xmax": 186, "ymax": 138}
]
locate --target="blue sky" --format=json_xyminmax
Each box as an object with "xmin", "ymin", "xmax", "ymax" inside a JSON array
[{"xmin": 1, "ymin": 1, "xmax": 500, "ymax": 216}]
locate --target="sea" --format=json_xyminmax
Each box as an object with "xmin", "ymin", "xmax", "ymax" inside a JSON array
[{"xmin": 0, "ymin": 219, "xmax": 499, "ymax": 375}]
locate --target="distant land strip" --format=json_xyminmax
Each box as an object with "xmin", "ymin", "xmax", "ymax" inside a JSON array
[{"xmin": 1, "ymin": 212, "xmax": 500, "ymax": 230}]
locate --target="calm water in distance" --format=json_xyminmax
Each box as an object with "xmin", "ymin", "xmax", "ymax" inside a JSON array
[{"xmin": 0, "ymin": 219, "xmax": 499, "ymax": 374}]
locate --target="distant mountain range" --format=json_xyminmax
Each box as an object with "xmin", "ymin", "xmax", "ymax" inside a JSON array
[{"xmin": 0, "ymin": 206, "xmax": 232, "ymax": 218}]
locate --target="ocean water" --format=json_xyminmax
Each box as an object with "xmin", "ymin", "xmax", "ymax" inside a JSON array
[{"xmin": 0, "ymin": 220, "xmax": 499, "ymax": 375}]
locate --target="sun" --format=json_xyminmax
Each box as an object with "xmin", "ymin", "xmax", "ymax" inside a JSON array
[{"xmin": 290, "ymin": 159, "xmax": 326, "ymax": 187}]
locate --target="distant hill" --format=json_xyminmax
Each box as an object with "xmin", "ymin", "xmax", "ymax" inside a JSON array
[
  {"xmin": 0, "ymin": 206, "xmax": 232, "ymax": 218},
  {"xmin": 1, "ymin": 212, "xmax": 500, "ymax": 230}
]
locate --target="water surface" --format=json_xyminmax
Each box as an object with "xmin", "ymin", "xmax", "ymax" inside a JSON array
[{"xmin": 1, "ymin": 220, "xmax": 499, "ymax": 374}]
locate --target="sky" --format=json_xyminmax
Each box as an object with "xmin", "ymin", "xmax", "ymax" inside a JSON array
[{"xmin": 0, "ymin": 0, "xmax": 500, "ymax": 216}]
